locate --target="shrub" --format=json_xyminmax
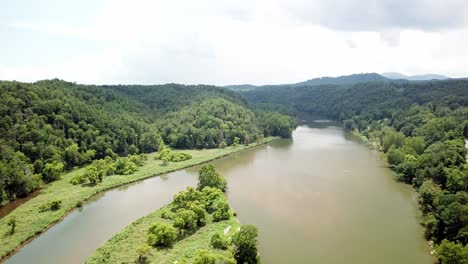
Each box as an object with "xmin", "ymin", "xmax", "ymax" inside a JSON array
[
  {"xmin": 174, "ymin": 152, "xmax": 192, "ymax": 162},
  {"xmin": 147, "ymin": 222, "xmax": 177, "ymax": 247},
  {"xmin": 160, "ymin": 209, "xmax": 174, "ymax": 219},
  {"xmin": 7, "ymin": 216, "xmax": 16, "ymax": 234},
  {"xmin": 201, "ymin": 187, "xmax": 224, "ymax": 213},
  {"xmin": 128, "ymin": 144, "xmax": 139, "ymax": 155},
  {"xmin": 423, "ymin": 213, "xmax": 438, "ymax": 240},
  {"xmin": 233, "ymin": 137, "xmax": 240, "ymax": 146},
  {"xmin": 136, "ymin": 244, "xmax": 151, "ymax": 264},
  {"xmin": 192, "ymin": 249, "xmax": 217, "ymax": 264},
  {"xmin": 161, "ymin": 155, "xmax": 170, "ymax": 166},
  {"xmin": 197, "ymin": 165, "xmax": 227, "ymax": 192},
  {"xmin": 154, "ymin": 148, "xmax": 191, "ymax": 163},
  {"xmin": 42, "ymin": 161, "xmax": 64, "ymax": 182},
  {"xmin": 188, "ymin": 202, "xmax": 206, "ymax": 226},
  {"xmin": 33, "ymin": 159, "xmax": 44, "ymax": 174},
  {"xmin": 191, "ymin": 249, "xmax": 235, "ymax": 264},
  {"xmin": 386, "ymin": 146, "xmax": 405, "ymax": 166},
  {"xmin": 129, "ymin": 154, "xmax": 146, "ymax": 166},
  {"xmin": 115, "ymin": 157, "xmax": 139, "ymax": 175},
  {"xmin": 435, "ymin": 240, "xmax": 468, "ymax": 264},
  {"xmin": 80, "ymin": 149, "xmax": 96, "ymax": 164},
  {"xmin": 232, "ymin": 225, "xmax": 260, "ymax": 264},
  {"xmin": 219, "ymin": 141, "xmax": 227, "ymax": 149},
  {"xmin": 172, "ymin": 187, "xmax": 205, "ymax": 211},
  {"xmin": 40, "ymin": 199, "xmax": 62, "ymax": 211},
  {"xmin": 173, "ymin": 209, "xmax": 197, "ymax": 231},
  {"xmin": 70, "ymin": 173, "xmax": 87, "ymax": 185},
  {"xmin": 213, "ymin": 201, "xmax": 231, "ymax": 222},
  {"xmin": 84, "ymin": 165, "xmax": 100, "ymax": 184},
  {"xmin": 71, "ymin": 155, "xmax": 146, "ymax": 185},
  {"xmin": 50, "ymin": 199, "xmax": 62, "ymax": 210},
  {"xmin": 211, "ymin": 233, "xmax": 229, "ymax": 250}
]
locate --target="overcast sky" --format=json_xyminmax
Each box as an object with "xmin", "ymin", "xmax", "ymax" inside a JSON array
[{"xmin": 1, "ymin": 0, "xmax": 468, "ymax": 85}]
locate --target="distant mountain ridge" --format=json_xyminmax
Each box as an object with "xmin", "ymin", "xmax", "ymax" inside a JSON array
[
  {"xmin": 290, "ymin": 73, "xmax": 388, "ymax": 87},
  {"xmin": 225, "ymin": 73, "xmax": 389, "ymax": 91},
  {"xmin": 222, "ymin": 84, "xmax": 258, "ymax": 91},
  {"xmin": 382, "ymin": 72, "xmax": 449, "ymax": 81},
  {"xmin": 225, "ymin": 72, "xmax": 452, "ymax": 91}
]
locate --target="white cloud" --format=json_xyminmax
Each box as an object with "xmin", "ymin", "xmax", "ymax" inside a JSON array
[
  {"xmin": 1, "ymin": 0, "xmax": 468, "ymax": 85},
  {"xmin": 281, "ymin": 0, "xmax": 468, "ymax": 31}
]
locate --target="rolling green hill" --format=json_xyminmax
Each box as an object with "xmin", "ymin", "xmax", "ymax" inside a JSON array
[{"xmin": 0, "ymin": 79, "xmax": 294, "ymax": 206}]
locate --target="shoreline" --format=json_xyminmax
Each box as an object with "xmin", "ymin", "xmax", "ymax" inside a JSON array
[
  {"xmin": 348, "ymin": 128, "xmax": 437, "ymax": 263},
  {"xmin": 87, "ymin": 196, "xmax": 241, "ymax": 263},
  {"xmin": 88, "ymin": 123, "xmax": 436, "ymax": 263},
  {"xmin": 0, "ymin": 191, "xmax": 41, "ymax": 220},
  {"xmin": 0, "ymin": 138, "xmax": 278, "ymax": 262}
]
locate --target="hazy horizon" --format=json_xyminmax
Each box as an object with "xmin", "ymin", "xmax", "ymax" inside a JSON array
[{"xmin": 0, "ymin": 71, "xmax": 456, "ymax": 87}]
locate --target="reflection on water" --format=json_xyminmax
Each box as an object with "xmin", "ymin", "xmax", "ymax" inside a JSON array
[
  {"xmin": 6, "ymin": 171, "xmax": 197, "ymax": 264},
  {"xmin": 6, "ymin": 124, "xmax": 433, "ymax": 264},
  {"xmin": 297, "ymin": 114, "xmax": 340, "ymax": 128},
  {"xmin": 217, "ymin": 125, "xmax": 433, "ymax": 264},
  {"xmin": 268, "ymin": 138, "xmax": 293, "ymax": 150}
]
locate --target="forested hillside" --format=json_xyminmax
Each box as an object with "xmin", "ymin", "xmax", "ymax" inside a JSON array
[
  {"xmin": 104, "ymin": 84, "xmax": 248, "ymax": 113},
  {"xmin": 0, "ymin": 80, "xmax": 294, "ymax": 206},
  {"xmin": 243, "ymin": 79, "xmax": 468, "ymax": 263},
  {"xmin": 245, "ymin": 80, "xmax": 468, "ymax": 118},
  {"xmin": 159, "ymin": 98, "xmax": 258, "ymax": 148}
]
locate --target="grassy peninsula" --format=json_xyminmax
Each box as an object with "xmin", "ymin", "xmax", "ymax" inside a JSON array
[
  {"xmin": 0, "ymin": 138, "xmax": 274, "ymax": 260},
  {"xmin": 87, "ymin": 165, "xmax": 260, "ymax": 264}
]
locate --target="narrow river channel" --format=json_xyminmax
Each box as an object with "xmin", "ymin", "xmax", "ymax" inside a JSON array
[{"xmin": 5, "ymin": 121, "xmax": 434, "ymax": 264}]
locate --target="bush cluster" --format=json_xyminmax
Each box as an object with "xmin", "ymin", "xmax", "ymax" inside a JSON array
[
  {"xmin": 154, "ymin": 148, "xmax": 192, "ymax": 164},
  {"xmin": 70, "ymin": 154, "xmax": 146, "ymax": 185},
  {"xmin": 140, "ymin": 165, "xmax": 261, "ymax": 263}
]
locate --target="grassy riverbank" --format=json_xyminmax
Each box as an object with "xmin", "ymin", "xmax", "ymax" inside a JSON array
[
  {"xmin": 87, "ymin": 205, "xmax": 240, "ymax": 263},
  {"xmin": 0, "ymin": 138, "xmax": 275, "ymax": 260}
]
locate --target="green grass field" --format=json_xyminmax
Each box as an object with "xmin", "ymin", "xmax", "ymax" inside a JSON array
[
  {"xmin": 86, "ymin": 206, "xmax": 240, "ymax": 263},
  {"xmin": 0, "ymin": 138, "xmax": 276, "ymax": 260}
]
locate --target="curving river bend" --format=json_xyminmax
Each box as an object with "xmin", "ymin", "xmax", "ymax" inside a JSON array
[{"xmin": 6, "ymin": 121, "xmax": 433, "ymax": 264}]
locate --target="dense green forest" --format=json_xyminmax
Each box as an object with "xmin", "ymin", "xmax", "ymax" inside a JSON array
[
  {"xmin": 105, "ymin": 84, "xmax": 248, "ymax": 113},
  {"xmin": 243, "ymin": 78, "xmax": 468, "ymax": 263},
  {"xmin": 3, "ymin": 76, "xmax": 467, "ymax": 263},
  {"xmin": 0, "ymin": 80, "xmax": 294, "ymax": 206}
]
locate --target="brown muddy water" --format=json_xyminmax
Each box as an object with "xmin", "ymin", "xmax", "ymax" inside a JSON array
[{"xmin": 5, "ymin": 122, "xmax": 433, "ymax": 264}]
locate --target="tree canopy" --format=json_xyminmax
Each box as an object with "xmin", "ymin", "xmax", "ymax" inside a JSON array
[{"xmin": 0, "ymin": 80, "xmax": 295, "ymax": 206}]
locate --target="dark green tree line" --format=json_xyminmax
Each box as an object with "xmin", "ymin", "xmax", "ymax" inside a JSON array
[{"xmin": 0, "ymin": 80, "xmax": 295, "ymax": 206}]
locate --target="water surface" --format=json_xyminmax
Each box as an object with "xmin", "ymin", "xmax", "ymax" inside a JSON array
[
  {"xmin": 0, "ymin": 191, "xmax": 40, "ymax": 219},
  {"xmin": 6, "ymin": 123, "xmax": 433, "ymax": 264}
]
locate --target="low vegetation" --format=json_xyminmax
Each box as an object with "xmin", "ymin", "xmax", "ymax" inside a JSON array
[
  {"xmin": 154, "ymin": 147, "xmax": 192, "ymax": 164},
  {"xmin": 87, "ymin": 166, "xmax": 260, "ymax": 264},
  {"xmin": 70, "ymin": 154, "xmax": 147, "ymax": 185},
  {"xmin": 0, "ymin": 139, "xmax": 274, "ymax": 260},
  {"xmin": 197, "ymin": 164, "xmax": 228, "ymax": 192}
]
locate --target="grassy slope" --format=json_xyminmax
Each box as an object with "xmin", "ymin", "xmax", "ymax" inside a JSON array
[
  {"xmin": 0, "ymin": 138, "xmax": 276, "ymax": 260},
  {"xmin": 87, "ymin": 206, "xmax": 240, "ymax": 264}
]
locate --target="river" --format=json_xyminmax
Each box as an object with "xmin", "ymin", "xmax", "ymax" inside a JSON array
[{"xmin": 5, "ymin": 121, "xmax": 433, "ymax": 264}]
